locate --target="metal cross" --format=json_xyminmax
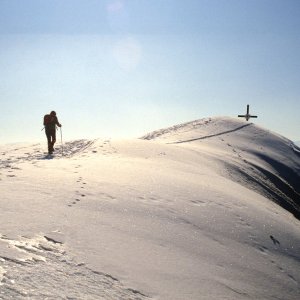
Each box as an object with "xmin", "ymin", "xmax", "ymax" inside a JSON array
[{"xmin": 238, "ymin": 104, "xmax": 257, "ymax": 121}]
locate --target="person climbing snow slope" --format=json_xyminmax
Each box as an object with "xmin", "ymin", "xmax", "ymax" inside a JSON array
[{"xmin": 43, "ymin": 111, "xmax": 62, "ymax": 154}]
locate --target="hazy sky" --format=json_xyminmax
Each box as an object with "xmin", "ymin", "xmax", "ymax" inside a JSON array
[{"xmin": 0, "ymin": 0, "xmax": 299, "ymax": 143}]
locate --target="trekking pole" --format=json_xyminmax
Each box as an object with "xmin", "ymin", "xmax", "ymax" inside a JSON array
[{"xmin": 60, "ymin": 127, "xmax": 64, "ymax": 156}]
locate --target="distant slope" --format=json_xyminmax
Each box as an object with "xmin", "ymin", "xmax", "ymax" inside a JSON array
[{"xmin": 141, "ymin": 117, "xmax": 300, "ymax": 219}]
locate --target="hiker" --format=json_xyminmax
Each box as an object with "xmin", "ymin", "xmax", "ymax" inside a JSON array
[{"xmin": 43, "ymin": 111, "xmax": 62, "ymax": 154}]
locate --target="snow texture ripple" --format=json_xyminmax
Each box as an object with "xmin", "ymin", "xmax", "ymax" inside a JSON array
[{"xmin": 0, "ymin": 234, "xmax": 148, "ymax": 300}]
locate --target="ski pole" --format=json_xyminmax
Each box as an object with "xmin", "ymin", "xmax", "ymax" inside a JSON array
[{"xmin": 60, "ymin": 127, "xmax": 64, "ymax": 156}]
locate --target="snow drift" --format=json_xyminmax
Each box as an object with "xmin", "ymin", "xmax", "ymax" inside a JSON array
[{"xmin": 1, "ymin": 117, "xmax": 300, "ymax": 299}]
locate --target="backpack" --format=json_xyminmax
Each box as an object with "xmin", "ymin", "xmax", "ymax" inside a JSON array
[{"xmin": 43, "ymin": 114, "xmax": 53, "ymax": 126}]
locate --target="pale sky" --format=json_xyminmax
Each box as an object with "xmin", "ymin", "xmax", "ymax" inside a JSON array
[{"xmin": 0, "ymin": 0, "xmax": 299, "ymax": 143}]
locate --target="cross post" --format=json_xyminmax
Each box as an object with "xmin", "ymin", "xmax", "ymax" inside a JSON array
[{"xmin": 238, "ymin": 104, "xmax": 257, "ymax": 121}]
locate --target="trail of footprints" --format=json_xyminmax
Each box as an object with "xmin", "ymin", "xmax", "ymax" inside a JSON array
[
  {"xmin": 68, "ymin": 168, "xmax": 87, "ymax": 207},
  {"xmin": 0, "ymin": 164, "xmax": 22, "ymax": 180},
  {"xmin": 1, "ymin": 140, "xmax": 118, "ymax": 197},
  {"xmin": 0, "ymin": 140, "xmax": 118, "ymax": 169},
  {"xmin": 1, "ymin": 152, "xmax": 22, "ymax": 179},
  {"xmin": 68, "ymin": 171, "xmax": 117, "ymax": 207}
]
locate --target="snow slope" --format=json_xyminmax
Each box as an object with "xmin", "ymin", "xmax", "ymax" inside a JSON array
[
  {"xmin": 1, "ymin": 117, "xmax": 300, "ymax": 299},
  {"xmin": 142, "ymin": 117, "xmax": 300, "ymax": 219}
]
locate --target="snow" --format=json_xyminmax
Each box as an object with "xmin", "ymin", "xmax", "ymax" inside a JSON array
[{"xmin": 1, "ymin": 117, "xmax": 300, "ymax": 299}]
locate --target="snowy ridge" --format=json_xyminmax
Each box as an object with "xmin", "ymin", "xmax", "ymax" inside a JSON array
[
  {"xmin": 142, "ymin": 116, "xmax": 300, "ymax": 219},
  {"xmin": 141, "ymin": 117, "xmax": 214, "ymax": 141},
  {"xmin": 1, "ymin": 117, "xmax": 300, "ymax": 299},
  {"xmin": 291, "ymin": 142, "xmax": 300, "ymax": 154}
]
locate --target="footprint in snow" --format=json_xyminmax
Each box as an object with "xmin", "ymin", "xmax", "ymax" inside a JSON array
[
  {"xmin": 257, "ymin": 245, "xmax": 269, "ymax": 254},
  {"xmin": 191, "ymin": 199, "xmax": 206, "ymax": 206},
  {"xmin": 270, "ymin": 235, "xmax": 280, "ymax": 246}
]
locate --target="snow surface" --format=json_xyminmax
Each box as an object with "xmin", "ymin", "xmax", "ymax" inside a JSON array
[{"xmin": 1, "ymin": 117, "xmax": 300, "ymax": 299}]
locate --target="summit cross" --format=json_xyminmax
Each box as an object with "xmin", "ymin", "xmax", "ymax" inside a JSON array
[{"xmin": 238, "ymin": 104, "xmax": 258, "ymax": 121}]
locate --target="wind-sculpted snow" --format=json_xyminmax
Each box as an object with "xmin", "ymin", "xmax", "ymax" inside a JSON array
[
  {"xmin": 141, "ymin": 117, "xmax": 214, "ymax": 141},
  {"xmin": 1, "ymin": 117, "xmax": 300, "ymax": 299},
  {"xmin": 291, "ymin": 142, "xmax": 300, "ymax": 156},
  {"xmin": 0, "ymin": 234, "xmax": 149, "ymax": 299}
]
